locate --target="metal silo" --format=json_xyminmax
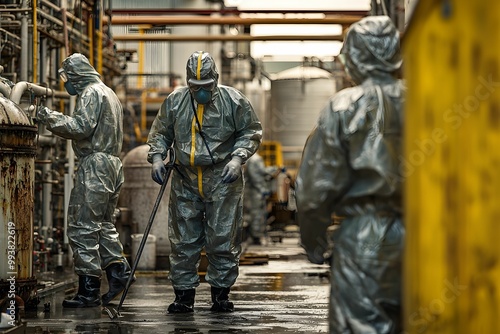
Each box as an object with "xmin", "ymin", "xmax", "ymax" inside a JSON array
[
  {"xmin": 119, "ymin": 144, "xmax": 171, "ymax": 270},
  {"xmin": 0, "ymin": 96, "xmax": 37, "ymax": 304},
  {"xmin": 269, "ymin": 66, "xmax": 336, "ymax": 166}
]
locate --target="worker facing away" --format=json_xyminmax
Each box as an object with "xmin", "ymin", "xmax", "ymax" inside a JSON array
[
  {"xmin": 147, "ymin": 51, "xmax": 262, "ymax": 313},
  {"xmin": 296, "ymin": 16, "xmax": 405, "ymax": 333},
  {"xmin": 36, "ymin": 53, "xmax": 134, "ymax": 308}
]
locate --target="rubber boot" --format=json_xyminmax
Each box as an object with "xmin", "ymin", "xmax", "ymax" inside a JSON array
[
  {"xmin": 252, "ymin": 237, "xmax": 262, "ymax": 245},
  {"xmin": 62, "ymin": 275, "xmax": 101, "ymax": 308},
  {"xmin": 210, "ymin": 287, "xmax": 234, "ymax": 312},
  {"xmin": 167, "ymin": 289, "xmax": 195, "ymax": 313},
  {"xmin": 102, "ymin": 262, "xmax": 136, "ymax": 306}
]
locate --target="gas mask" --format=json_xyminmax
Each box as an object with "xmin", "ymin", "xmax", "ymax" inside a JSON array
[
  {"xmin": 64, "ymin": 81, "xmax": 78, "ymax": 96},
  {"xmin": 189, "ymin": 81, "xmax": 215, "ymax": 105},
  {"xmin": 58, "ymin": 68, "xmax": 78, "ymax": 96},
  {"xmin": 193, "ymin": 89, "xmax": 212, "ymax": 104},
  {"xmin": 186, "ymin": 51, "xmax": 219, "ymax": 105}
]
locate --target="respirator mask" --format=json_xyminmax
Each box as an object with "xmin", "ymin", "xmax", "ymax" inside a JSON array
[
  {"xmin": 188, "ymin": 80, "xmax": 216, "ymax": 105},
  {"xmin": 58, "ymin": 68, "xmax": 78, "ymax": 96}
]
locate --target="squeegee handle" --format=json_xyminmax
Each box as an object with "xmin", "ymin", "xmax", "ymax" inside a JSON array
[{"xmin": 116, "ymin": 148, "xmax": 176, "ymax": 311}]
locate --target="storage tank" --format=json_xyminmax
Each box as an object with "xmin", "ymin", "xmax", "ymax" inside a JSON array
[
  {"xmin": 269, "ymin": 66, "xmax": 336, "ymax": 166},
  {"xmin": 244, "ymin": 80, "xmax": 268, "ymax": 137},
  {"xmin": 0, "ymin": 96, "xmax": 37, "ymax": 304},
  {"xmin": 118, "ymin": 145, "xmax": 171, "ymax": 270}
]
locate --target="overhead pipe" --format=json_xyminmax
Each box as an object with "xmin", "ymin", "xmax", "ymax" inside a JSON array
[
  {"xmin": 109, "ymin": 8, "xmax": 369, "ymax": 16},
  {"xmin": 0, "ymin": 15, "xmax": 21, "ymax": 27},
  {"xmin": 0, "ymin": 28, "xmax": 21, "ymax": 42},
  {"xmin": 109, "ymin": 15, "xmax": 363, "ymax": 26},
  {"xmin": 112, "ymin": 34, "xmax": 344, "ymax": 42},
  {"xmin": 0, "ymin": 8, "xmax": 31, "ymax": 13}
]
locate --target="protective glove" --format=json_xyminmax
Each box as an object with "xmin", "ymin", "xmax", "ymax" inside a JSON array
[
  {"xmin": 151, "ymin": 154, "xmax": 166, "ymax": 185},
  {"xmin": 36, "ymin": 106, "xmax": 50, "ymax": 124},
  {"xmin": 221, "ymin": 156, "xmax": 242, "ymax": 183}
]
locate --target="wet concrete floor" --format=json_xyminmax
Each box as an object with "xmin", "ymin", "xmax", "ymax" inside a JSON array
[{"xmin": 22, "ymin": 237, "xmax": 330, "ymax": 333}]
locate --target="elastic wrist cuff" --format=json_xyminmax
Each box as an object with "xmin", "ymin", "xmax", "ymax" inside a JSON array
[
  {"xmin": 152, "ymin": 154, "xmax": 163, "ymax": 163},
  {"xmin": 231, "ymin": 156, "xmax": 243, "ymax": 164}
]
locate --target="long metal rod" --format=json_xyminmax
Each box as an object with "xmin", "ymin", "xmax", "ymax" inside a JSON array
[
  {"xmin": 110, "ymin": 15, "xmax": 362, "ymax": 25},
  {"xmin": 114, "ymin": 149, "xmax": 175, "ymax": 316},
  {"xmin": 113, "ymin": 34, "xmax": 344, "ymax": 42}
]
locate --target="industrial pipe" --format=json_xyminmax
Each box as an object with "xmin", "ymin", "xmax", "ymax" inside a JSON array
[
  {"xmin": 113, "ymin": 34, "xmax": 344, "ymax": 42},
  {"xmin": 37, "ymin": 10, "xmax": 89, "ymax": 43},
  {"xmin": 40, "ymin": 0, "xmax": 84, "ymax": 28},
  {"xmin": 0, "ymin": 81, "xmax": 11, "ymax": 98},
  {"xmin": 10, "ymin": 81, "xmax": 68, "ymax": 105},
  {"xmin": 110, "ymin": 8, "xmax": 369, "ymax": 16},
  {"xmin": 110, "ymin": 15, "xmax": 362, "ymax": 26},
  {"xmin": 20, "ymin": 0, "xmax": 28, "ymax": 81},
  {"xmin": 33, "ymin": 0, "xmax": 38, "ymax": 83}
]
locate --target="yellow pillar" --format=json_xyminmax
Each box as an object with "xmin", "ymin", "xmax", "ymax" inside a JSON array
[
  {"xmin": 87, "ymin": 15, "xmax": 94, "ymax": 66},
  {"xmin": 403, "ymin": 1, "xmax": 500, "ymax": 333},
  {"xmin": 96, "ymin": 0, "xmax": 103, "ymax": 74}
]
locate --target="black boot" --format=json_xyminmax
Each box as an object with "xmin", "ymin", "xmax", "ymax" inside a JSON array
[
  {"xmin": 167, "ymin": 289, "xmax": 195, "ymax": 313},
  {"xmin": 102, "ymin": 262, "xmax": 136, "ymax": 306},
  {"xmin": 210, "ymin": 287, "xmax": 234, "ymax": 312},
  {"xmin": 62, "ymin": 275, "xmax": 101, "ymax": 308}
]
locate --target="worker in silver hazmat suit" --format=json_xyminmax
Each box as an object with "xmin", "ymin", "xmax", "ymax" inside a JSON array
[
  {"xmin": 37, "ymin": 53, "xmax": 133, "ymax": 308},
  {"xmin": 296, "ymin": 16, "xmax": 405, "ymax": 333},
  {"xmin": 243, "ymin": 152, "xmax": 270, "ymax": 245},
  {"xmin": 147, "ymin": 51, "xmax": 262, "ymax": 313}
]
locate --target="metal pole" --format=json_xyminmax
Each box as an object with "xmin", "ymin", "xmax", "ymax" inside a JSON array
[{"xmin": 20, "ymin": 0, "xmax": 28, "ymax": 81}]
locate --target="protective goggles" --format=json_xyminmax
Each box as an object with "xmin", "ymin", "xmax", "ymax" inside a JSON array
[
  {"xmin": 187, "ymin": 79, "xmax": 216, "ymax": 92},
  {"xmin": 58, "ymin": 68, "xmax": 69, "ymax": 83}
]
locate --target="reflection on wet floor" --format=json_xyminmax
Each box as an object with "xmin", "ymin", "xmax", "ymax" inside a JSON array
[{"xmin": 22, "ymin": 238, "xmax": 330, "ymax": 334}]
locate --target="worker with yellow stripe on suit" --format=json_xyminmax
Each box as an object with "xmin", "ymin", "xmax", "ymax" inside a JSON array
[{"xmin": 147, "ymin": 51, "xmax": 262, "ymax": 313}]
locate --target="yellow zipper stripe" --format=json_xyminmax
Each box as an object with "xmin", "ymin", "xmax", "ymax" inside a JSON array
[
  {"xmin": 197, "ymin": 104, "xmax": 204, "ymax": 126},
  {"xmin": 190, "ymin": 103, "xmax": 206, "ymax": 197},
  {"xmin": 190, "ymin": 117, "xmax": 197, "ymax": 166},
  {"xmin": 196, "ymin": 51, "xmax": 203, "ymax": 80},
  {"xmin": 197, "ymin": 167, "xmax": 204, "ymax": 198}
]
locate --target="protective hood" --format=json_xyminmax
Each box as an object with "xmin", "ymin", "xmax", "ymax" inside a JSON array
[
  {"xmin": 61, "ymin": 53, "xmax": 101, "ymax": 94},
  {"xmin": 186, "ymin": 51, "xmax": 219, "ymax": 87},
  {"xmin": 339, "ymin": 16, "xmax": 402, "ymax": 84}
]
